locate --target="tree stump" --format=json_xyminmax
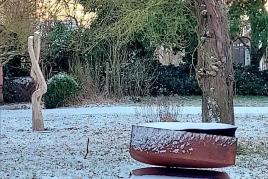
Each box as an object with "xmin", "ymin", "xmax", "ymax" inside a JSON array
[{"xmin": 28, "ymin": 32, "xmax": 47, "ymax": 131}]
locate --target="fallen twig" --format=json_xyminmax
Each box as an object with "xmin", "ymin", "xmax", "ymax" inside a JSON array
[{"xmin": 84, "ymin": 138, "xmax": 90, "ymax": 159}]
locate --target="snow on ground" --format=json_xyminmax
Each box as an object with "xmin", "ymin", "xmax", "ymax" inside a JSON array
[{"xmin": 0, "ymin": 105, "xmax": 268, "ymax": 179}]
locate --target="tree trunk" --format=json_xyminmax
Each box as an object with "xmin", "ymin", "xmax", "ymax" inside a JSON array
[
  {"xmin": 194, "ymin": 0, "xmax": 234, "ymax": 124},
  {"xmin": 250, "ymin": 45, "xmax": 264, "ymax": 69}
]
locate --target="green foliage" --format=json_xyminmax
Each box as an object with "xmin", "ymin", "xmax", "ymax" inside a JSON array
[
  {"xmin": 229, "ymin": 3, "xmax": 243, "ymax": 39},
  {"xmin": 81, "ymin": 0, "xmax": 197, "ymax": 50},
  {"xmin": 150, "ymin": 59, "xmax": 201, "ymax": 96},
  {"xmin": 45, "ymin": 23, "xmax": 72, "ymax": 60},
  {"xmin": 3, "ymin": 55, "xmax": 30, "ymax": 77},
  {"xmin": 42, "ymin": 0, "xmax": 268, "ymax": 100},
  {"xmin": 120, "ymin": 41, "xmax": 158, "ymax": 96},
  {"xmin": 229, "ymin": 0, "xmax": 268, "ymax": 60},
  {"xmin": 42, "ymin": 22, "xmax": 74, "ymax": 78},
  {"xmin": 110, "ymin": 0, "xmax": 197, "ymax": 50},
  {"xmin": 228, "ymin": 0, "xmax": 268, "ymax": 69},
  {"xmin": 235, "ymin": 66, "xmax": 268, "ymax": 96},
  {"xmin": 150, "ymin": 64, "xmax": 268, "ymax": 96},
  {"xmin": 42, "ymin": 0, "xmax": 198, "ymax": 98},
  {"xmin": 44, "ymin": 73, "xmax": 80, "ymax": 109}
]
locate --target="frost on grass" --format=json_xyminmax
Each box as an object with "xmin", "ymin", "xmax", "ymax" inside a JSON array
[{"xmin": 0, "ymin": 105, "xmax": 268, "ymax": 178}]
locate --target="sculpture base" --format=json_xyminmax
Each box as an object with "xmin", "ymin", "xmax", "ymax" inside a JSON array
[{"xmin": 130, "ymin": 167, "xmax": 230, "ymax": 179}]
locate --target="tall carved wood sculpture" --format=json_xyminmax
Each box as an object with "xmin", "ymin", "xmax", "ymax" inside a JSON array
[
  {"xmin": 0, "ymin": 65, "xmax": 3, "ymax": 103},
  {"xmin": 28, "ymin": 32, "xmax": 47, "ymax": 131}
]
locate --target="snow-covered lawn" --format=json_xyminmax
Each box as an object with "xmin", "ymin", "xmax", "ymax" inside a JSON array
[{"xmin": 0, "ymin": 105, "xmax": 268, "ymax": 178}]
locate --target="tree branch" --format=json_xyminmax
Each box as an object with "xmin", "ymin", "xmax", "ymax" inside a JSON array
[
  {"xmin": 257, "ymin": 45, "xmax": 267, "ymax": 61},
  {"xmin": 84, "ymin": 138, "xmax": 90, "ymax": 159}
]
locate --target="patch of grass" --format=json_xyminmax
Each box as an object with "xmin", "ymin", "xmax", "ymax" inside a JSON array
[
  {"xmin": 138, "ymin": 95, "xmax": 268, "ymax": 107},
  {"xmin": 234, "ymin": 95, "xmax": 268, "ymax": 107},
  {"xmin": 237, "ymin": 138, "xmax": 268, "ymax": 156},
  {"xmin": 135, "ymin": 97, "xmax": 184, "ymax": 122}
]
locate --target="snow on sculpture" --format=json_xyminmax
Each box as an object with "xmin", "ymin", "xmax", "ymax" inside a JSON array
[{"xmin": 28, "ymin": 32, "xmax": 47, "ymax": 131}]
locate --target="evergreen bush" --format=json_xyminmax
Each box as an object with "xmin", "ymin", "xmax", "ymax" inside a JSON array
[
  {"xmin": 44, "ymin": 73, "xmax": 79, "ymax": 108},
  {"xmin": 235, "ymin": 66, "xmax": 268, "ymax": 96}
]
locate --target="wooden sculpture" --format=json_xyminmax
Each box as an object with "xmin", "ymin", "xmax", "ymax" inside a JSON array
[
  {"xmin": 28, "ymin": 32, "xmax": 47, "ymax": 131},
  {"xmin": 0, "ymin": 65, "xmax": 3, "ymax": 103}
]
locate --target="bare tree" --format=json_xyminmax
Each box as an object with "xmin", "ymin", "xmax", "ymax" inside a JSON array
[{"xmin": 0, "ymin": 0, "xmax": 37, "ymax": 103}]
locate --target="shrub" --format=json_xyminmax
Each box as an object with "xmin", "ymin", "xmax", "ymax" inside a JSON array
[
  {"xmin": 42, "ymin": 22, "xmax": 73, "ymax": 78},
  {"xmin": 150, "ymin": 62, "xmax": 201, "ymax": 96},
  {"xmin": 235, "ymin": 65, "xmax": 268, "ymax": 96},
  {"xmin": 150, "ymin": 64, "xmax": 268, "ymax": 96},
  {"xmin": 44, "ymin": 73, "xmax": 80, "ymax": 108},
  {"xmin": 3, "ymin": 76, "xmax": 35, "ymax": 103}
]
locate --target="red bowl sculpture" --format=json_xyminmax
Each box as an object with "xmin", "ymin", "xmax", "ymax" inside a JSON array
[
  {"xmin": 129, "ymin": 122, "xmax": 237, "ymax": 168},
  {"xmin": 130, "ymin": 167, "xmax": 230, "ymax": 179}
]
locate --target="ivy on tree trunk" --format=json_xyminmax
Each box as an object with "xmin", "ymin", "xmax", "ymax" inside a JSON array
[{"xmin": 193, "ymin": 0, "xmax": 235, "ymax": 124}]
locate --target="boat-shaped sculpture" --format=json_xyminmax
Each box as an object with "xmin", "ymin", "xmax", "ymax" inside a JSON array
[{"xmin": 129, "ymin": 122, "xmax": 237, "ymax": 168}]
